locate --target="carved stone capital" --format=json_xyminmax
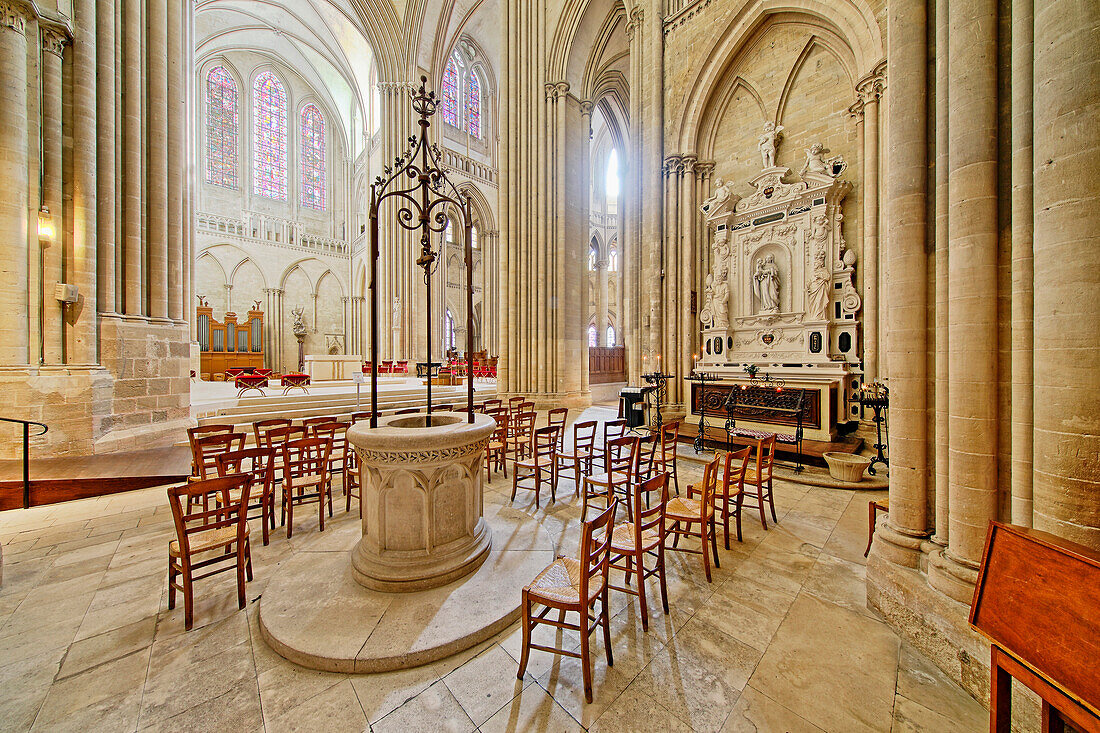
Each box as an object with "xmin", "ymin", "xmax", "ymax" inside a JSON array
[
  {"xmin": 694, "ymin": 161, "xmax": 716, "ymax": 180},
  {"xmin": 855, "ymin": 60, "xmax": 887, "ymax": 102},
  {"xmin": 0, "ymin": 0, "xmax": 33, "ymax": 35},
  {"xmin": 663, "ymin": 155, "xmax": 681, "ymax": 177},
  {"xmin": 680, "ymin": 154, "xmax": 697, "ymax": 175},
  {"xmin": 626, "ymin": 7, "xmax": 644, "ymax": 40},
  {"xmin": 41, "ymin": 27, "xmax": 67, "ymax": 57},
  {"xmin": 579, "ymin": 99, "xmax": 594, "ymax": 116}
]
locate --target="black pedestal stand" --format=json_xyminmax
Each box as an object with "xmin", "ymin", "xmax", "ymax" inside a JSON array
[
  {"xmin": 641, "ymin": 371, "xmax": 670, "ymax": 434},
  {"xmin": 857, "ymin": 388, "xmax": 889, "ymax": 476},
  {"xmin": 686, "ymin": 371, "xmax": 715, "ymax": 453}
]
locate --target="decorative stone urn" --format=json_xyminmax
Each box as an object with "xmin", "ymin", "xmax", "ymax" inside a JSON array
[
  {"xmin": 347, "ymin": 412, "xmax": 495, "ymax": 592},
  {"xmin": 823, "ymin": 451, "xmax": 872, "ymax": 483}
]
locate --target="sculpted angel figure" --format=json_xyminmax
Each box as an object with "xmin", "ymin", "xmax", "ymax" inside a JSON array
[
  {"xmin": 753, "ymin": 254, "xmax": 781, "ymax": 314},
  {"xmin": 758, "ymin": 122, "xmax": 784, "ymax": 169},
  {"xmin": 700, "ymin": 178, "xmax": 732, "ymax": 215},
  {"xmin": 800, "ymin": 143, "xmax": 830, "ymax": 177},
  {"xmin": 291, "ymin": 306, "xmax": 307, "ymax": 336}
]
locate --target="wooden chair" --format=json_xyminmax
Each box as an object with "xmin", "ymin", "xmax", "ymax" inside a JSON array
[
  {"xmin": 216, "ymin": 447, "xmax": 276, "ymax": 546},
  {"xmin": 866, "ymin": 498, "xmax": 888, "ymax": 557},
  {"xmin": 350, "ymin": 411, "xmax": 375, "ymax": 424},
  {"xmin": 517, "ymin": 500, "xmax": 617, "ymax": 704},
  {"xmin": 301, "ymin": 416, "xmax": 338, "ymax": 433},
  {"xmin": 507, "ymin": 396, "xmax": 525, "ymax": 417},
  {"xmin": 252, "ymin": 418, "xmax": 292, "ymax": 447},
  {"xmin": 166, "ymin": 474, "xmax": 253, "ymax": 630},
  {"xmin": 186, "ymin": 425, "xmax": 235, "ymax": 477},
  {"xmin": 511, "ymin": 425, "xmax": 560, "ymax": 507},
  {"xmin": 665, "ymin": 453, "xmax": 721, "ymax": 582},
  {"xmin": 715, "ymin": 447, "xmax": 752, "ymax": 547},
  {"xmin": 190, "ymin": 431, "xmax": 246, "ymax": 479},
  {"xmin": 394, "ymin": 407, "xmax": 420, "ymax": 415},
  {"xmin": 555, "ymin": 420, "xmax": 598, "ymax": 498},
  {"xmin": 485, "ymin": 409, "xmax": 509, "ymax": 478},
  {"xmin": 655, "ymin": 420, "xmax": 682, "ymax": 495},
  {"xmin": 507, "ymin": 410, "xmax": 537, "ymax": 466},
  {"xmin": 600, "ymin": 419, "xmax": 629, "ymax": 472},
  {"xmin": 582, "ymin": 436, "xmax": 637, "ymax": 522},
  {"xmin": 547, "ymin": 407, "xmax": 568, "ymax": 450},
  {"xmin": 311, "ymin": 422, "xmax": 359, "ymax": 516},
  {"xmin": 482, "ymin": 398, "xmax": 503, "ymax": 412},
  {"xmin": 737, "ymin": 434, "xmax": 778, "ymax": 530},
  {"xmin": 281, "ymin": 437, "xmax": 333, "ymax": 538},
  {"xmin": 608, "ymin": 473, "xmax": 669, "ymax": 632},
  {"xmin": 434, "ymin": 403, "xmax": 453, "ymax": 412},
  {"xmin": 634, "ymin": 434, "xmax": 658, "ymax": 493}
]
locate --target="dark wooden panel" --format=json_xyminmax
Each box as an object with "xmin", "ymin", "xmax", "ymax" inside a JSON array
[
  {"xmin": 691, "ymin": 382, "xmax": 822, "ymax": 431},
  {"xmin": 589, "ymin": 346, "xmax": 626, "ymax": 384},
  {"xmin": 970, "ymin": 522, "xmax": 1100, "ymax": 718}
]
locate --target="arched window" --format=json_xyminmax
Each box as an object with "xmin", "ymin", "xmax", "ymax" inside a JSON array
[
  {"xmin": 588, "ymin": 324, "xmax": 598, "ymax": 348},
  {"xmin": 300, "ymin": 104, "xmax": 326, "ymax": 210},
  {"xmin": 441, "ymin": 57, "xmax": 460, "ymax": 127},
  {"xmin": 608, "ymin": 246, "xmax": 618, "ymax": 272},
  {"xmin": 444, "ymin": 309, "xmax": 456, "ymax": 351},
  {"xmin": 606, "ymin": 325, "xmax": 616, "ymax": 347},
  {"xmin": 205, "ymin": 66, "xmax": 238, "ymax": 189},
  {"xmin": 444, "ymin": 218, "xmax": 454, "ymax": 245},
  {"xmin": 589, "ymin": 241, "xmax": 599, "ymax": 271},
  {"xmin": 465, "ymin": 70, "xmax": 481, "ymax": 139},
  {"xmin": 253, "ymin": 71, "xmax": 287, "ymax": 200},
  {"xmin": 606, "ymin": 149, "xmax": 620, "ymax": 199},
  {"xmin": 471, "ymin": 225, "xmax": 479, "ymax": 249}
]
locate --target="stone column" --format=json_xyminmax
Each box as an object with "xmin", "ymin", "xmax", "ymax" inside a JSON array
[
  {"xmin": 596, "ymin": 259, "xmax": 609, "ymax": 346},
  {"xmin": 932, "ymin": 0, "xmax": 950, "ymax": 545},
  {"xmin": 1032, "ymin": 0, "xmax": 1100, "ymax": 549},
  {"xmin": 1009, "ymin": 0, "xmax": 1033, "ymax": 527},
  {"xmin": 122, "ymin": 0, "xmax": 142, "ymax": 314},
  {"xmin": 878, "ymin": 0, "xmax": 930, "ymax": 565},
  {"xmin": 96, "ymin": 0, "xmax": 116, "ymax": 314},
  {"xmin": 167, "ymin": 0, "xmax": 184, "ymax": 322},
  {"xmin": 680, "ymin": 154, "xmax": 697, "ymax": 400},
  {"xmin": 40, "ymin": 28, "xmax": 66, "ymax": 365},
  {"xmin": 624, "ymin": 10, "xmax": 644, "ymax": 381},
  {"xmin": 0, "ymin": 2, "xmax": 29, "ymax": 366},
  {"xmin": 70, "ymin": 0, "xmax": 98, "ymax": 364},
  {"xmin": 932, "ymin": 0, "xmax": 1001, "ymax": 601},
  {"xmin": 856, "ymin": 64, "xmax": 885, "ymax": 384},
  {"xmin": 145, "ymin": 0, "xmax": 168, "ymax": 320}
]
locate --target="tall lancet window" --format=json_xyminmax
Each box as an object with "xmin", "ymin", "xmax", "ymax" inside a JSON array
[
  {"xmin": 205, "ymin": 66, "xmax": 238, "ymax": 189},
  {"xmin": 441, "ymin": 57, "xmax": 460, "ymax": 127},
  {"xmin": 300, "ymin": 104, "xmax": 326, "ymax": 210},
  {"xmin": 465, "ymin": 70, "xmax": 481, "ymax": 138},
  {"xmin": 253, "ymin": 71, "xmax": 288, "ymax": 200}
]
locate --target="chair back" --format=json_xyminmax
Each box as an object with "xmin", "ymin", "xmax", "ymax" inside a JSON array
[
  {"xmin": 434, "ymin": 404, "xmax": 453, "ymax": 412},
  {"xmin": 216, "ymin": 447, "xmax": 275, "ymax": 497},
  {"xmin": 660, "ymin": 420, "xmax": 682, "ymax": 460},
  {"xmin": 395, "ymin": 407, "xmax": 420, "ymax": 415},
  {"xmin": 261, "ymin": 425, "xmax": 306, "ymax": 450},
  {"xmin": 603, "ymin": 419, "xmax": 628, "ymax": 448},
  {"xmin": 573, "ymin": 420, "xmax": 598, "ymax": 454},
  {"xmin": 606, "ymin": 435, "xmax": 638, "ymax": 478},
  {"xmin": 187, "ymin": 425, "xmax": 235, "ymax": 476},
  {"xmin": 532, "ymin": 426, "xmax": 559, "ymax": 460},
  {"xmin": 310, "ymin": 422, "xmax": 348, "ymax": 463},
  {"xmin": 514, "ymin": 410, "xmax": 536, "ymax": 441},
  {"xmin": 635, "ymin": 434, "xmax": 657, "ymax": 484},
  {"xmin": 698, "ymin": 453, "xmax": 721, "ymax": 516},
  {"xmin": 548, "ymin": 408, "xmax": 568, "ymax": 449},
  {"xmin": 488, "ymin": 410, "xmax": 509, "ymax": 442},
  {"xmin": 193, "ymin": 432, "xmax": 245, "ymax": 479},
  {"xmin": 722, "ymin": 446, "xmax": 752, "ymax": 496},
  {"xmin": 483, "ymin": 398, "xmax": 503, "ymax": 412},
  {"xmin": 350, "ymin": 411, "xmax": 374, "ymax": 424},
  {"xmin": 167, "ymin": 475, "xmax": 252, "ymax": 557},
  {"xmin": 634, "ymin": 473, "xmax": 669, "ymax": 541},
  {"xmin": 301, "ymin": 416, "xmax": 338, "ymax": 431},
  {"xmin": 253, "ymin": 418, "xmax": 291, "ymax": 446},
  {"xmin": 753, "ymin": 434, "xmax": 777, "ymax": 480},
  {"xmin": 282, "ymin": 438, "xmax": 332, "ymax": 488},
  {"xmin": 507, "ymin": 396, "xmax": 525, "ymax": 416},
  {"xmin": 579, "ymin": 500, "xmax": 617, "ymax": 605}
]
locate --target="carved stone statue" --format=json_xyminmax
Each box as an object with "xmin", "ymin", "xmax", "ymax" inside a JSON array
[
  {"xmin": 392, "ymin": 297, "xmax": 400, "ymax": 325},
  {"xmin": 712, "ymin": 276, "xmax": 730, "ymax": 329},
  {"xmin": 700, "ymin": 178, "xmax": 734, "ymax": 216},
  {"xmin": 700, "ymin": 274, "xmax": 716, "ymax": 328},
  {"xmin": 758, "ymin": 122, "xmax": 784, "ymax": 169},
  {"xmin": 800, "ymin": 143, "xmax": 830, "ymax": 177},
  {"xmin": 807, "ymin": 246, "xmax": 831, "ymax": 321},
  {"xmin": 753, "ymin": 255, "xmax": 781, "ymax": 314},
  {"xmin": 291, "ymin": 306, "xmax": 307, "ymax": 337}
]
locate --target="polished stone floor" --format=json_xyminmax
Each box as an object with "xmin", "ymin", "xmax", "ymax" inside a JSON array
[{"xmin": 0, "ymin": 408, "xmax": 987, "ymax": 732}]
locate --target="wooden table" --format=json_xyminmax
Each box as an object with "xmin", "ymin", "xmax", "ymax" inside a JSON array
[
  {"xmin": 234, "ymin": 374, "xmax": 268, "ymax": 398},
  {"xmin": 281, "ymin": 373, "xmax": 311, "ymax": 395}
]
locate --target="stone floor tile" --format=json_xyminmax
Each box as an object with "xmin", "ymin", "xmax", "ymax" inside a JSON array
[
  {"xmin": 721, "ymin": 684, "xmax": 825, "ymax": 732},
  {"xmin": 0, "ymin": 647, "xmax": 66, "ymax": 732},
  {"xmin": 370, "ymin": 679, "xmax": 475, "ymax": 733},
  {"xmin": 479, "ymin": 681, "xmax": 584, "ymax": 733},
  {"xmin": 262, "ymin": 677, "xmax": 366, "ymax": 732},
  {"xmin": 536, "ymin": 650, "xmax": 634, "ymax": 729},
  {"xmin": 139, "ymin": 639, "xmax": 256, "ymax": 726},
  {"xmin": 895, "ymin": 644, "xmax": 988, "ymax": 729},
  {"xmin": 32, "ymin": 646, "xmax": 150, "ymax": 733},
  {"xmin": 443, "ymin": 643, "xmax": 532, "ymax": 725},
  {"xmin": 349, "ymin": 661, "xmax": 442, "ymax": 724},
  {"xmin": 749, "ymin": 593, "xmax": 899, "ymax": 733},
  {"xmin": 891, "ymin": 694, "xmax": 985, "ymax": 733},
  {"xmin": 801, "ymin": 551, "xmax": 875, "ymax": 618},
  {"xmin": 587, "ymin": 678, "xmax": 693, "ymax": 733},
  {"xmin": 59, "ymin": 614, "xmax": 157, "ymax": 678},
  {"xmin": 139, "ymin": 679, "xmax": 263, "ymax": 733}
]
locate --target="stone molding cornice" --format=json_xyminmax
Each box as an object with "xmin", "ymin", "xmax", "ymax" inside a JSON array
[{"xmin": 376, "ymin": 81, "xmax": 417, "ymax": 97}]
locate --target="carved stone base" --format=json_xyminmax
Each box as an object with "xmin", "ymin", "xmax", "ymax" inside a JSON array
[{"xmin": 347, "ymin": 412, "xmax": 496, "ymax": 592}]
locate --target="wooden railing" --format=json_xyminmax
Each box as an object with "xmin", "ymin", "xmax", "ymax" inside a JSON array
[{"xmin": 589, "ymin": 346, "xmax": 626, "ymax": 384}]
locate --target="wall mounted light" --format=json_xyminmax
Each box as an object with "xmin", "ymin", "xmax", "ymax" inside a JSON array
[{"xmin": 37, "ymin": 206, "xmax": 55, "ymax": 243}]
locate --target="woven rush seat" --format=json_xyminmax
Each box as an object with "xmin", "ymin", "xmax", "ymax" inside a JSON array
[
  {"xmin": 610, "ymin": 522, "xmax": 660, "ymax": 552},
  {"xmin": 527, "ymin": 557, "xmax": 603, "ymax": 605},
  {"xmin": 666, "ymin": 495, "xmax": 713, "ymax": 520},
  {"xmin": 516, "ymin": 456, "xmax": 554, "ymax": 469},
  {"xmin": 170, "ymin": 523, "xmax": 249, "ymax": 557},
  {"xmin": 733, "ymin": 427, "xmax": 797, "ymax": 444}
]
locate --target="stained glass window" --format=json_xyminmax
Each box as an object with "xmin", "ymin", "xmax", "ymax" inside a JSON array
[
  {"xmin": 252, "ymin": 71, "xmax": 287, "ymax": 200},
  {"xmin": 442, "ymin": 57, "xmax": 459, "ymax": 127},
  {"xmin": 588, "ymin": 324, "xmax": 598, "ymax": 348},
  {"xmin": 466, "ymin": 70, "xmax": 481, "ymax": 138},
  {"xmin": 606, "ymin": 326, "xmax": 616, "ymax": 347},
  {"xmin": 205, "ymin": 67, "xmax": 238, "ymax": 189},
  {"xmin": 300, "ymin": 104, "xmax": 326, "ymax": 210}
]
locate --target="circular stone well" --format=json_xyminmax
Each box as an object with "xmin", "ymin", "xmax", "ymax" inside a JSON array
[{"xmin": 347, "ymin": 411, "xmax": 495, "ymax": 592}]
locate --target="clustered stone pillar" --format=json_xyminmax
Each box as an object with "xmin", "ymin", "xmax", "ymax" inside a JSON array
[
  {"xmin": 867, "ymin": 0, "xmax": 1100, "ymax": 703},
  {"xmin": 0, "ymin": 3, "xmax": 30, "ymax": 368},
  {"xmin": 40, "ymin": 29, "xmax": 66, "ymax": 365},
  {"xmin": 853, "ymin": 64, "xmax": 884, "ymax": 385},
  {"xmin": 1031, "ymin": 0, "xmax": 1100, "ymax": 548}
]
